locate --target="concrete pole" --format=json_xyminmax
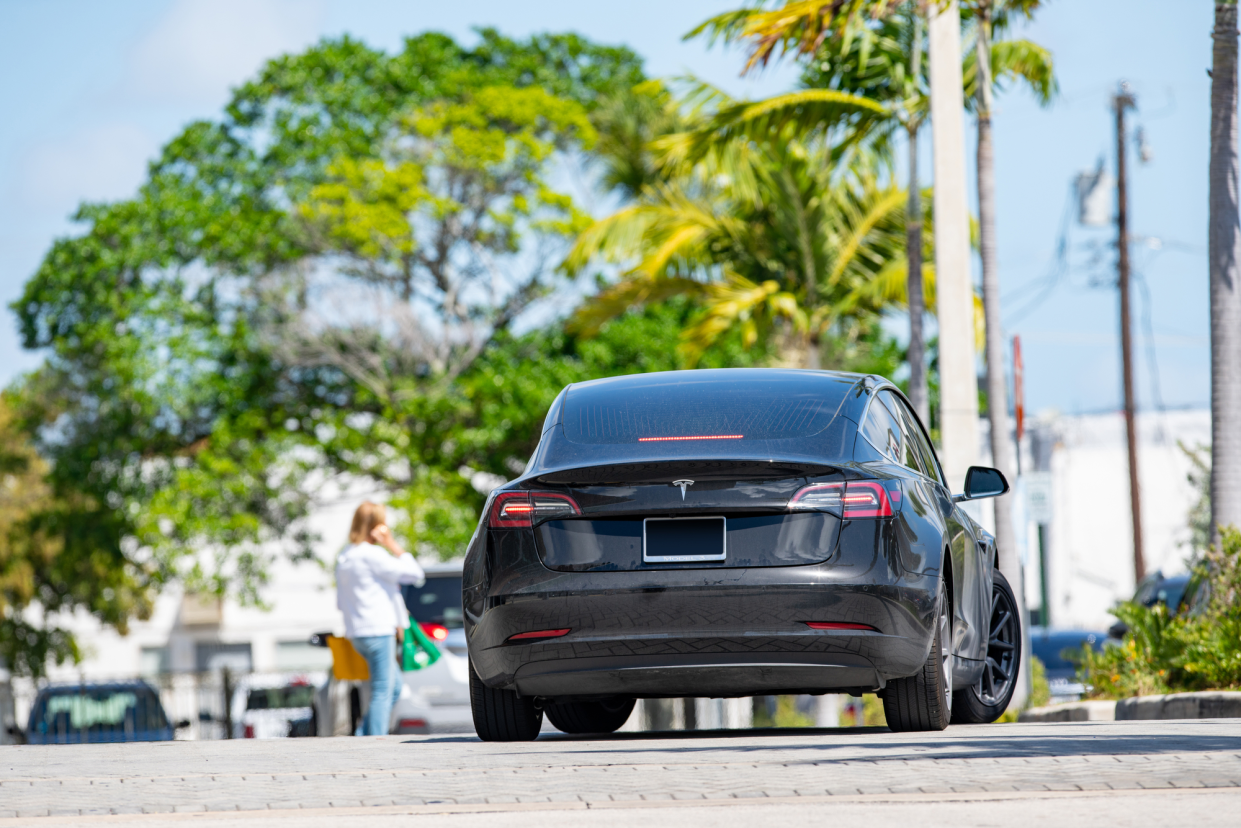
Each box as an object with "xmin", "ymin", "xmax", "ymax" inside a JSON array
[{"xmin": 928, "ymin": 0, "xmax": 980, "ymax": 491}]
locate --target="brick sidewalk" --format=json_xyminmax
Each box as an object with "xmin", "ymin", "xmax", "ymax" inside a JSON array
[{"xmin": 2, "ymin": 720, "xmax": 1239, "ymax": 818}]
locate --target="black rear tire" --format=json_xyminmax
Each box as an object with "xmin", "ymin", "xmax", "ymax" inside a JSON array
[
  {"xmin": 469, "ymin": 661, "xmax": 542, "ymax": 742},
  {"xmin": 545, "ymin": 698, "xmax": 636, "ymax": 734},
  {"xmin": 952, "ymin": 570, "xmax": 1022, "ymax": 724},
  {"xmin": 883, "ymin": 582, "xmax": 953, "ymax": 732}
]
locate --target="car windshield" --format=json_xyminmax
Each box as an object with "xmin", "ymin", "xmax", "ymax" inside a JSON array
[
  {"xmin": 403, "ymin": 575, "xmax": 464, "ymax": 628},
  {"xmin": 31, "ymin": 686, "xmax": 168, "ymax": 734},
  {"xmin": 245, "ymin": 684, "xmax": 315, "ymax": 710},
  {"xmin": 561, "ymin": 372, "xmax": 852, "ymax": 444}
]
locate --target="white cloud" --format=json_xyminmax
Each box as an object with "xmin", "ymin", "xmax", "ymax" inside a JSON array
[
  {"xmin": 20, "ymin": 123, "xmax": 159, "ymax": 209},
  {"xmin": 124, "ymin": 0, "xmax": 326, "ymax": 105}
]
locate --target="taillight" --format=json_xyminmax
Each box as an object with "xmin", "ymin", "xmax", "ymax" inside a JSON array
[
  {"xmin": 243, "ymin": 724, "xmax": 255, "ymax": 738},
  {"xmin": 420, "ymin": 622, "xmax": 449, "ymax": 642},
  {"xmin": 790, "ymin": 480, "xmax": 893, "ymax": 518},
  {"xmin": 489, "ymin": 491, "xmax": 580, "ymax": 528}
]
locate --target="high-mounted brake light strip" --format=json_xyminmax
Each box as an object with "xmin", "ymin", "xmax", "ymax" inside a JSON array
[{"xmin": 637, "ymin": 434, "xmax": 744, "ymax": 442}]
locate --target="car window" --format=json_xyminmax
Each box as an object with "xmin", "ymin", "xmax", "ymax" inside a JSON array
[
  {"xmin": 860, "ymin": 393, "xmax": 902, "ymax": 463},
  {"xmin": 246, "ymin": 684, "xmax": 315, "ymax": 711},
  {"xmin": 879, "ymin": 391, "xmax": 926, "ymax": 475},
  {"xmin": 402, "ymin": 575, "xmax": 464, "ymax": 629},
  {"xmin": 891, "ymin": 394, "xmax": 944, "ymax": 485}
]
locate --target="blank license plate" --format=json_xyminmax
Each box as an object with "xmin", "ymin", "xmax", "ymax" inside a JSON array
[{"xmin": 643, "ymin": 517, "xmax": 727, "ymax": 563}]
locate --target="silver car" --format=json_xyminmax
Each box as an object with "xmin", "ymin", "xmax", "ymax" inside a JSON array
[{"xmin": 396, "ymin": 562, "xmax": 472, "ymax": 733}]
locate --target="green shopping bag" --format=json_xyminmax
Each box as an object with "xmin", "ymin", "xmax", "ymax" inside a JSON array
[{"xmin": 401, "ymin": 621, "xmax": 442, "ymax": 671}]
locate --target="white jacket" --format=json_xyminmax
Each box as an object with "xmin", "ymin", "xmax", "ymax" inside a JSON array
[{"xmin": 335, "ymin": 543, "xmax": 426, "ymax": 639}]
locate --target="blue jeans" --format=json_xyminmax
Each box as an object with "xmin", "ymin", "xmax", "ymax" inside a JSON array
[{"xmin": 352, "ymin": 635, "xmax": 402, "ymax": 736}]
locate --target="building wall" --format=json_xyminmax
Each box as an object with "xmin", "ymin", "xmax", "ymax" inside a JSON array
[{"xmin": 1025, "ymin": 408, "xmax": 1208, "ymax": 630}]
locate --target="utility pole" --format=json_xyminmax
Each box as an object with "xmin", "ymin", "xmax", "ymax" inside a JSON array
[
  {"xmin": 928, "ymin": 0, "xmax": 979, "ymax": 491},
  {"xmin": 1114, "ymin": 82, "xmax": 1145, "ymax": 583}
]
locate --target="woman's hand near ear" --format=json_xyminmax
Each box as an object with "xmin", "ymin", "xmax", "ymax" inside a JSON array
[{"xmin": 370, "ymin": 523, "xmax": 408, "ymax": 557}]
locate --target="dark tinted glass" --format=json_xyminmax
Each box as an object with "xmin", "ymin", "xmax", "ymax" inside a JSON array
[
  {"xmin": 861, "ymin": 395, "xmax": 902, "ymax": 462},
  {"xmin": 889, "ymin": 393, "xmax": 941, "ymax": 482},
  {"xmin": 880, "ymin": 391, "xmax": 924, "ymax": 474},
  {"xmin": 246, "ymin": 684, "xmax": 316, "ymax": 710},
  {"xmin": 33, "ymin": 686, "xmax": 168, "ymax": 735},
  {"xmin": 402, "ymin": 575, "xmax": 464, "ymax": 628},
  {"xmin": 561, "ymin": 374, "xmax": 850, "ymax": 444}
]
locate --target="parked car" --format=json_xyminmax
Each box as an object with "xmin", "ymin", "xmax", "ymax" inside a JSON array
[
  {"xmin": 1029, "ymin": 627, "xmax": 1109, "ymax": 702},
  {"xmin": 465, "ymin": 369, "xmax": 1021, "ymax": 740},
  {"xmin": 231, "ymin": 673, "xmax": 323, "ymax": 739},
  {"xmin": 1108, "ymin": 570, "xmax": 1202, "ymax": 639},
  {"xmin": 24, "ymin": 681, "xmax": 186, "ymax": 744},
  {"xmin": 398, "ymin": 562, "xmax": 472, "ymax": 733}
]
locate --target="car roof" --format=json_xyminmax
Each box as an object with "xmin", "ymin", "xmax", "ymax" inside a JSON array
[
  {"xmin": 565, "ymin": 367, "xmax": 872, "ymax": 393},
  {"xmin": 419, "ymin": 560, "xmax": 464, "ymax": 576},
  {"xmin": 38, "ymin": 681, "xmax": 157, "ymax": 693}
]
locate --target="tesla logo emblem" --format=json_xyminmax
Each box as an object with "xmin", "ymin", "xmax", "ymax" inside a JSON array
[{"xmin": 672, "ymin": 479, "xmax": 694, "ymax": 500}]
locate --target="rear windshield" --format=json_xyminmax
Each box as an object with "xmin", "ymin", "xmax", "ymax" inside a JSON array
[
  {"xmin": 246, "ymin": 684, "xmax": 315, "ymax": 710},
  {"xmin": 562, "ymin": 373, "xmax": 852, "ymax": 444},
  {"xmin": 31, "ymin": 686, "xmax": 168, "ymax": 734},
  {"xmin": 402, "ymin": 575, "xmax": 464, "ymax": 628}
]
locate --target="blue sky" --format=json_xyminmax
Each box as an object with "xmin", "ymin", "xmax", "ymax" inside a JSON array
[{"xmin": 0, "ymin": 0, "xmax": 1216, "ymax": 416}]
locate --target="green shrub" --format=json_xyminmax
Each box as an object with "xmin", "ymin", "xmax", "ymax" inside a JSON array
[{"xmin": 1082, "ymin": 526, "xmax": 1241, "ymax": 698}]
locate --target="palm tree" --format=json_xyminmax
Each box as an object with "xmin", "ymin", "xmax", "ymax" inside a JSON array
[
  {"xmin": 1210, "ymin": 0, "xmax": 1241, "ymax": 547},
  {"xmin": 565, "ymin": 89, "xmax": 914, "ymax": 369}
]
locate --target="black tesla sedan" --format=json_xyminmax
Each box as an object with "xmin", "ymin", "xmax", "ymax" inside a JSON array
[{"xmin": 462, "ymin": 369, "xmax": 1020, "ymax": 740}]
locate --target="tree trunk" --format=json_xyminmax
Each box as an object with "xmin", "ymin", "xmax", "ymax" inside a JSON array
[
  {"xmin": 906, "ymin": 12, "xmax": 928, "ymax": 425},
  {"xmin": 1211, "ymin": 2, "xmax": 1241, "ymax": 547},
  {"xmin": 975, "ymin": 4, "xmax": 1028, "ymax": 707}
]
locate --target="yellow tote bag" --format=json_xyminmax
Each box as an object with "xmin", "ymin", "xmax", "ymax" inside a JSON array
[{"xmin": 327, "ymin": 635, "xmax": 371, "ymax": 681}]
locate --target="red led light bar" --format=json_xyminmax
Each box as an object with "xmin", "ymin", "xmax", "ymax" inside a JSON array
[
  {"xmin": 804, "ymin": 622, "xmax": 879, "ymax": 632},
  {"xmin": 637, "ymin": 434, "xmax": 744, "ymax": 442},
  {"xmin": 505, "ymin": 628, "xmax": 571, "ymax": 643}
]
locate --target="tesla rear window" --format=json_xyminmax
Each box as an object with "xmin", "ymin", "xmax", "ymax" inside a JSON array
[{"xmin": 562, "ymin": 376, "xmax": 850, "ymax": 444}]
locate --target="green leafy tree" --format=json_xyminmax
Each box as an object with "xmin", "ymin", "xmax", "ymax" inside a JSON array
[{"xmin": 7, "ymin": 30, "xmax": 646, "ymax": 669}]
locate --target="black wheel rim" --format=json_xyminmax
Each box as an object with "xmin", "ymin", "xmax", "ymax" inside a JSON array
[
  {"xmin": 979, "ymin": 581, "xmax": 1018, "ymax": 705},
  {"xmin": 938, "ymin": 589, "xmax": 953, "ymax": 704}
]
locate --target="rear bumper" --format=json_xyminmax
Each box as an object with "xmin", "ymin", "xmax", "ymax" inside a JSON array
[{"xmin": 467, "ymin": 560, "xmax": 938, "ymax": 699}]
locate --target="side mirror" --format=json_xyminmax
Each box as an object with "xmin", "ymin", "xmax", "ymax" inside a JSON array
[{"xmin": 953, "ymin": 466, "xmax": 1010, "ymax": 502}]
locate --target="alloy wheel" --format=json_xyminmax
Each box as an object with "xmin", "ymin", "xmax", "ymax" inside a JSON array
[
  {"xmin": 938, "ymin": 591, "xmax": 954, "ymax": 705},
  {"xmin": 979, "ymin": 580, "xmax": 1019, "ymax": 705}
]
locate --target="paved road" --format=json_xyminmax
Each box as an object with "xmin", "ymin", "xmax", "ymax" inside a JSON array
[{"xmin": 3, "ymin": 720, "xmax": 1241, "ymax": 826}]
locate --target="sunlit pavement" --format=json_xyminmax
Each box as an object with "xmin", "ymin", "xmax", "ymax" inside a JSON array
[{"xmin": 3, "ymin": 720, "xmax": 1241, "ymax": 826}]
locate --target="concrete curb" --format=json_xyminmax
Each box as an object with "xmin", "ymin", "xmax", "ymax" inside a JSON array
[
  {"xmin": 1018, "ymin": 691, "xmax": 1241, "ymax": 722},
  {"xmin": 1116, "ymin": 691, "xmax": 1241, "ymax": 720},
  {"xmin": 1018, "ymin": 700, "xmax": 1116, "ymax": 722}
]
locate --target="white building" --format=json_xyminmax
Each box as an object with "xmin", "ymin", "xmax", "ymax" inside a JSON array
[{"xmin": 1014, "ymin": 407, "xmax": 1209, "ymax": 630}]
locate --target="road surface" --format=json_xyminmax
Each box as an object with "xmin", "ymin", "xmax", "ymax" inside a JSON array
[{"xmin": 2, "ymin": 719, "xmax": 1240, "ymax": 826}]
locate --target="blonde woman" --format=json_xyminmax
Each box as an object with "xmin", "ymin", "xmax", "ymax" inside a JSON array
[{"xmin": 336, "ymin": 501, "xmax": 425, "ymax": 736}]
